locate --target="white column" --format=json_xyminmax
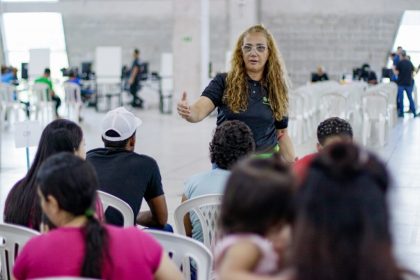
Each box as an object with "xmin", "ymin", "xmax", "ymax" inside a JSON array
[
  {"xmin": 173, "ymin": 0, "xmax": 209, "ymax": 101},
  {"xmin": 228, "ymin": 0, "xmax": 259, "ymax": 49}
]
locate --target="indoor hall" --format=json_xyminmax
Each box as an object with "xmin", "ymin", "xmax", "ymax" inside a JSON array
[{"xmin": 1, "ymin": 0, "xmax": 420, "ymax": 280}]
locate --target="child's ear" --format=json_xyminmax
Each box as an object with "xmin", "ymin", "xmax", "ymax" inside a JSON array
[{"xmin": 316, "ymin": 143, "xmax": 322, "ymax": 152}]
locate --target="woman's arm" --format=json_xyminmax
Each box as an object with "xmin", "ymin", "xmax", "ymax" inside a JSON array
[
  {"xmin": 154, "ymin": 253, "xmax": 183, "ymax": 280},
  {"xmin": 181, "ymin": 194, "xmax": 193, "ymax": 237},
  {"xmin": 218, "ymin": 241, "xmax": 286, "ymax": 280},
  {"xmin": 277, "ymin": 129, "xmax": 296, "ymax": 164},
  {"xmin": 177, "ymin": 93, "xmax": 215, "ymax": 123}
]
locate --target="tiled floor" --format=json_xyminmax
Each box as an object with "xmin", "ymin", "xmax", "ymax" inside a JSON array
[{"xmin": 1, "ymin": 104, "xmax": 419, "ymax": 273}]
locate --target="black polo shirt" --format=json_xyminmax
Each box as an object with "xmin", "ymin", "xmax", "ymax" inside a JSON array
[
  {"xmin": 396, "ymin": 59, "xmax": 414, "ymax": 86},
  {"xmin": 202, "ymin": 73, "xmax": 288, "ymax": 151}
]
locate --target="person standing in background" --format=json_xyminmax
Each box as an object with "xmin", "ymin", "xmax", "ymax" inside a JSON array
[
  {"xmin": 395, "ymin": 50, "xmax": 418, "ymax": 117},
  {"xmin": 129, "ymin": 49, "xmax": 144, "ymax": 108}
]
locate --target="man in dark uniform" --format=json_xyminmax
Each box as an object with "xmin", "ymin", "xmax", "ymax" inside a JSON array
[
  {"xmin": 129, "ymin": 49, "xmax": 143, "ymax": 108},
  {"xmin": 395, "ymin": 50, "xmax": 418, "ymax": 117}
]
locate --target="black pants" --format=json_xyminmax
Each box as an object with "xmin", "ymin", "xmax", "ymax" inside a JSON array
[
  {"xmin": 129, "ymin": 82, "xmax": 143, "ymax": 107},
  {"xmin": 51, "ymin": 95, "xmax": 61, "ymax": 117}
]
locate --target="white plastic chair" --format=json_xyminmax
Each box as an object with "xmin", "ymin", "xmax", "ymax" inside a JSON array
[
  {"xmin": 371, "ymin": 83, "xmax": 398, "ymax": 127},
  {"xmin": 0, "ymin": 223, "xmax": 40, "ymax": 280},
  {"xmin": 97, "ymin": 191, "xmax": 135, "ymax": 227},
  {"xmin": 31, "ymin": 83, "xmax": 55, "ymax": 124},
  {"xmin": 63, "ymin": 82, "xmax": 82, "ymax": 122},
  {"xmin": 146, "ymin": 229, "xmax": 213, "ymax": 280},
  {"xmin": 319, "ymin": 92, "xmax": 348, "ymax": 120},
  {"xmin": 362, "ymin": 92, "xmax": 389, "ymax": 146},
  {"xmin": 0, "ymin": 83, "xmax": 22, "ymax": 128},
  {"xmin": 288, "ymin": 92, "xmax": 306, "ymax": 144},
  {"xmin": 174, "ymin": 194, "xmax": 222, "ymax": 250}
]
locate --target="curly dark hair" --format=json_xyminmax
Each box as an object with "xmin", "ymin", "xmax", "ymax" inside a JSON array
[
  {"xmin": 210, "ymin": 120, "xmax": 255, "ymax": 169},
  {"xmin": 317, "ymin": 117, "xmax": 353, "ymax": 145}
]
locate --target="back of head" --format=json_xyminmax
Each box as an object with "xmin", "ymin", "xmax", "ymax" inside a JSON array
[
  {"xmin": 293, "ymin": 143, "xmax": 399, "ymax": 280},
  {"xmin": 210, "ymin": 120, "xmax": 255, "ymax": 169},
  {"xmin": 37, "ymin": 152, "xmax": 98, "ymax": 216},
  {"xmin": 101, "ymin": 107, "xmax": 142, "ymax": 149},
  {"xmin": 317, "ymin": 117, "xmax": 353, "ymax": 146},
  {"xmin": 401, "ymin": 50, "xmax": 407, "ymax": 58},
  {"xmin": 37, "ymin": 152, "xmax": 108, "ymax": 278},
  {"xmin": 4, "ymin": 119, "xmax": 83, "ymax": 230},
  {"xmin": 219, "ymin": 155, "xmax": 294, "ymax": 236}
]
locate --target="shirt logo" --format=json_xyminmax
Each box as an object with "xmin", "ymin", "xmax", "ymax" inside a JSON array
[{"xmin": 263, "ymin": 96, "xmax": 270, "ymax": 105}]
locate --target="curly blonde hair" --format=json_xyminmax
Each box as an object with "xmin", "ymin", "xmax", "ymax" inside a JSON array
[{"xmin": 224, "ymin": 24, "xmax": 290, "ymax": 120}]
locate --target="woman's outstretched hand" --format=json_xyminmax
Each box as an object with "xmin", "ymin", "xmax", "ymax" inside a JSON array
[{"xmin": 177, "ymin": 91, "xmax": 191, "ymax": 119}]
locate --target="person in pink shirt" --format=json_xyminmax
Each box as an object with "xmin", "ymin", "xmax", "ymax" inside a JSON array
[{"xmin": 13, "ymin": 153, "xmax": 182, "ymax": 280}]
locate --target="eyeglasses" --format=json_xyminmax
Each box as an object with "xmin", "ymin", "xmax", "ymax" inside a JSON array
[{"xmin": 241, "ymin": 44, "xmax": 267, "ymax": 53}]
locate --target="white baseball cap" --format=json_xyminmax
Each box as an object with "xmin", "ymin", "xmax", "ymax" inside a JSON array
[{"xmin": 101, "ymin": 107, "xmax": 142, "ymax": 141}]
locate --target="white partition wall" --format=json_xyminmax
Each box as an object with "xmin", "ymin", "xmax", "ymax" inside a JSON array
[
  {"xmin": 29, "ymin": 48, "xmax": 50, "ymax": 79},
  {"xmin": 95, "ymin": 46, "xmax": 122, "ymax": 84}
]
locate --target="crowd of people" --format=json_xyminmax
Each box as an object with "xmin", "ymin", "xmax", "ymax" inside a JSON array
[{"xmin": 2, "ymin": 24, "xmax": 419, "ymax": 280}]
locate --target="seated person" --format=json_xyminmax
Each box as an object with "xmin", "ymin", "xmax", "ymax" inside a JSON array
[
  {"xmin": 67, "ymin": 70, "xmax": 94, "ymax": 101},
  {"xmin": 293, "ymin": 117, "xmax": 353, "ymax": 181},
  {"xmin": 181, "ymin": 120, "xmax": 255, "ymax": 242},
  {"xmin": 216, "ymin": 156, "xmax": 294, "ymax": 278},
  {"xmin": 35, "ymin": 68, "xmax": 61, "ymax": 118},
  {"xmin": 3, "ymin": 119, "xmax": 99, "ymax": 231},
  {"xmin": 87, "ymin": 107, "xmax": 169, "ymax": 229},
  {"xmin": 291, "ymin": 143, "xmax": 405, "ymax": 280},
  {"xmin": 360, "ymin": 63, "xmax": 378, "ymax": 85},
  {"xmin": 13, "ymin": 153, "xmax": 182, "ymax": 280},
  {"xmin": 311, "ymin": 66, "xmax": 329, "ymax": 82}
]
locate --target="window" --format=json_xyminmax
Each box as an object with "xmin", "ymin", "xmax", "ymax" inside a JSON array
[
  {"xmin": 2, "ymin": 12, "xmax": 68, "ymax": 79},
  {"xmin": 391, "ymin": 10, "xmax": 420, "ymax": 79}
]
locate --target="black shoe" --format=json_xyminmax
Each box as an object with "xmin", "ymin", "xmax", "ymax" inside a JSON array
[
  {"xmin": 398, "ymin": 113, "xmax": 404, "ymax": 118},
  {"xmin": 414, "ymin": 113, "xmax": 420, "ymax": 118}
]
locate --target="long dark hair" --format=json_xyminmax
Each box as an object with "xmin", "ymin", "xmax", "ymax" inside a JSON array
[
  {"xmin": 219, "ymin": 155, "xmax": 294, "ymax": 236},
  {"xmin": 293, "ymin": 143, "xmax": 402, "ymax": 280},
  {"xmin": 4, "ymin": 119, "xmax": 83, "ymax": 230},
  {"xmin": 37, "ymin": 152, "xmax": 108, "ymax": 278}
]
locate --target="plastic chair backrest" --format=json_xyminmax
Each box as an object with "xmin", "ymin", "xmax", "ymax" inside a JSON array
[
  {"xmin": 31, "ymin": 83, "xmax": 50, "ymax": 102},
  {"xmin": 146, "ymin": 229, "xmax": 213, "ymax": 280},
  {"xmin": 320, "ymin": 92, "xmax": 347, "ymax": 119},
  {"xmin": 289, "ymin": 92, "xmax": 305, "ymax": 118},
  {"xmin": 0, "ymin": 223, "xmax": 40, "ymax": 280},
  {"xmin": 97, "ymin": 191, "xmax": 135, "ymax": 227},
  {"xmin": 0, "ymin": 83, "xmax": 16, "ymax": 103},
  {"xmin": 63, "ymin": 82, "xmax": 82, "ymax": 104},
  {"xmin": 174, "ymin": 194, "xmax": 222, "ymax": 250},
  {"xmin": 362, "ymin": 92, "xmax": 388, "ymax": 120}
]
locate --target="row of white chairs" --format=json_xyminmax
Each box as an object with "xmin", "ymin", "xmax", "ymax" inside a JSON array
[
  {"xmin": 289, "ymin": 81, "xmax": 398, "ymax": 146},
  {"xmin": 0, "ymin": 82, "xmax": 83, "ymax": 129},
  {"xmin": 1, "ymin": 192, "xmax": 220, "ymax": 280}
]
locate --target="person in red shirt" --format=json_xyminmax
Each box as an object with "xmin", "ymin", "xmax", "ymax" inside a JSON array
[{"xmin": 293, "ymin": 117, "xmax": 353, "ymax": 183}]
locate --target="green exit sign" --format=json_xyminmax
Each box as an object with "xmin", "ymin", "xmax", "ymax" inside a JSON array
[{"xmin": 182, "ymin": 36, "xmax": 192, "ymax": 42}]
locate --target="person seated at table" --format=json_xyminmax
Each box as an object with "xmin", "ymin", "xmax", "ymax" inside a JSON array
[{"xmin": 311, "ymin": 66, "xmax": 329, "ymax": 82}]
